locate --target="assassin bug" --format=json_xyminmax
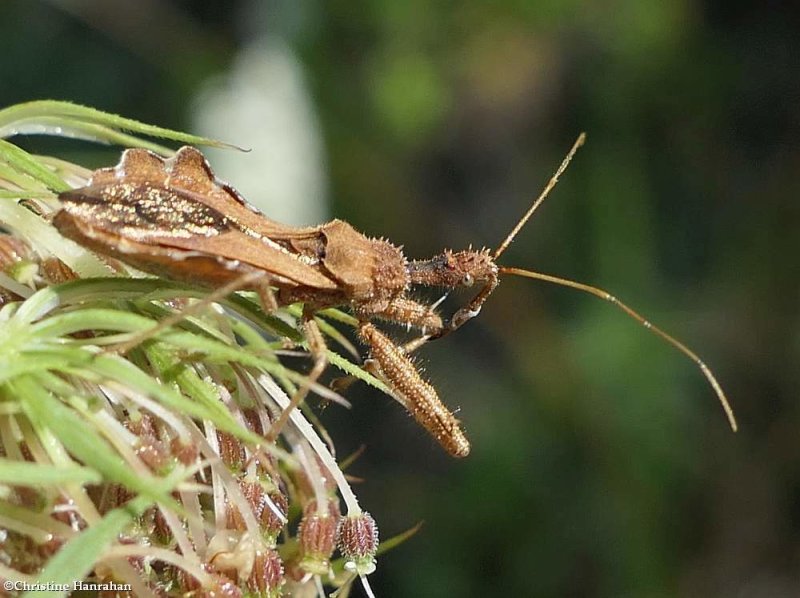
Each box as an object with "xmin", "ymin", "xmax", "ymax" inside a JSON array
[{"xmin": 53, "ymin": 135, "xmax": 736, "ymax": 458}]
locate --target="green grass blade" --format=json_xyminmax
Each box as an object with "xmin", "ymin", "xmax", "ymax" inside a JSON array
[
  {"xmin": 0, "ymin": 139, "xmax": 69, "ymax": 192},
  {"xmin": 23, "ymin": 496, "xmax": 151, "ymax": 598},
  {"xmin": 0, "ymin": 116, "xmax": 174, "ymax": 155},
  {"xmin": 78, "ymin": 353, "xmax": 263, "ymax": 444},
  {"xmin": 12, "ymin": 375, "xmax": 178, "ymax": 507},
  {"xmin": 0, "ymin": 100, "xmax": 241, "ymax": 150},
  {"xmin": 0, "ymin": 459, "xmax": 101, "ymax": 486}
]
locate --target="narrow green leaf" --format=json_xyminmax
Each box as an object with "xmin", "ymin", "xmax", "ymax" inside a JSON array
[
  {"xmin": 12, "ymin": 375, "xmax": 177, "ymax": 507},
  {"xmin": 317, "ymin": 307, "xmax": 360, "ymax": 327},
  {"xmin": 28, "ymin": 308, "xmax": 159, "ymax": 338},
  {"xmin": 24, "ymin": 496, "xmax": 151, "ymax": 598},
  {"xmin": 0, "ymin": 354, "xmax": 92, "ymax": 386},
  {"xmin": 0, "ymin": 189, "xmax": 54, "ymax": 200},
  {"xmin": 0, "ymin": 501, "xmax": 77, "ymax": 541},
  {"xmin": 28, "ymin": 277, "xmax": 301, "ymax": 341},
  {"xmin": 0, "ymin": 100, "xmax": 240, "ymax": 150},
  {"xmin": 326, "ymin": 350, "xmax": 389, "ymax": 393},
  {"xmin": 375, "ymin": 521, "xmax": 425, "ymax": 556},
  {"xmin": 0, "ymin": 459, "xmax": 101, "ymax": 486},
  {"xmin": 0, "ymin": 116, "xmax": 174, "ymax": 155},
  {"xmin": 0, "ymin": 139, "xmax": 69, "ymax": 192},
  {"xmin": 78, "ymin": 353, "xmax": 263, "ymax": 445}
]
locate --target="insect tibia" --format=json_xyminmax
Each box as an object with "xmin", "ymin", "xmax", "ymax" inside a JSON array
[
  {"xmin": 499, "ymin": 266, "xmax": 738, "ymax": 432},
  {"xmin": 357, "ymin": 322, "xmax": 470, "ymax": 458}
]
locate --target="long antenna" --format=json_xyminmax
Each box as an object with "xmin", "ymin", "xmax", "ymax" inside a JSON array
[
  {"xmin": 494, "ymin": 132, "xmax": 586, "ymax": 260},
  {"xmin": 500, "ymin": 266, "xmax": 738, "ymax": 432}
]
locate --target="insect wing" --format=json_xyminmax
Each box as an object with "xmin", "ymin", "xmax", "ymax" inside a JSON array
[
  {"xmin": 56, "ymin": 184, "xmax": 338, "ymax": 290},
  {"xmin": 102, "ymin": 146, "xmax": 323, "ymax": 241}
]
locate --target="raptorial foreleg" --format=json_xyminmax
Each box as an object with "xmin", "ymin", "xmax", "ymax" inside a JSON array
[{"xmin": 357, "ymin": 322, "xmax": 470, "ymax": 458}]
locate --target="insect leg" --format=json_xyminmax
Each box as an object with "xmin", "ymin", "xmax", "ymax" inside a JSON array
[
  {"xmin": 255, "ymin": 283, "xmax": 279, "ymax": 312},
  {"xmin": 358, "ymin": 322, "xmax": 470, "ymax": 458},
  {"xmin": 357, "ymin": 296, "xmax": 444, "ymax": 335},
  {"xmin": 333, "ymin": 333, "xmax": 432, "ymax": 396},
  {"xmin": 350, "ymin": 294, "xmax": 445, "ymax": 374},
  {"xmin": 265, "ymin": 306, "xmax": 329, "ymax": 442},
  {"xmin": 439, "ymin": 275, "xmax": 499, "ymax": 339}
]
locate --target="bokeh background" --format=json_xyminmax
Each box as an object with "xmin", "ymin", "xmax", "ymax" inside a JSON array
[{"xmin": 4, "ymin": 1, "xmax": 799, "ymax": 596}]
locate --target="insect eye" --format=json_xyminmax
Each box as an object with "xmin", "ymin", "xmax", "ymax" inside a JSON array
[{"xmin": 462, "ymin": 273, "xmax": 474, "ymax": 287}]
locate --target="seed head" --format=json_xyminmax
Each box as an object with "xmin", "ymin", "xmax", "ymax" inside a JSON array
[
  {"xmin": 338, "ymin": 511, "xmax": 379, "ymax": 576},
  {"xmin": 245, "ymin": 548, "xmax": 284, "ymax": 597},
  {"xmin": 170, "ymin": 436, "xmax": 199, "ymax": 466},
  {"xmin": 297, "ymin": 499, "xmax": 341, "ymax": 576},
  {"xmin": 217, "ymin": 430, "xmax": 246, "ymax": 471},
  {"xmin": 227, "ymin": 480, "xmax": 288, "ymax": 542}
]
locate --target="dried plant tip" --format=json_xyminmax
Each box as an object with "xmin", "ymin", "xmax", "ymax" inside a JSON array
[
  {"xmin": 170, "ymin": 436, "xmax": 200, "ymax": 466},
  {"xmin": 177, "ymin": 564, "xmax": 242, "ymax": 598},
  {"xmin": 0, "ymin": 235, "xmax": 33, "ymax": 269},
  {"xmin": 126, "ymin": 415, "xmax": 171, "ymax": 472},
  {"xmin": 245, "ymin": 548, "xmax": 285, "ymax": 597},
  {"xmin": 227, "ymin": 480, "xmax": 288, "ymax": 541},
  {"xmin": 227, "ymin": 480, "xmax": 262, "ymax": 532},
  {"xmin": 145, "ymin": 505, "xmax": 173, "ymax": 544},
  {"xmin": 174, "ymin": 563, "xmax": 204, "ymax": 594},
  {"xmin": 5, "ymin": 530, "xmax": 65, "ymax": 568},
  {"xmin": 217, "ymin": 430, "xmax": 247, "ymax": 471},
  {"xmin": 0, "ymin": 235, "xmax": 38, "ymax": 292},
  {"xmin": 262, "ymin": 490, "xmax": 289, "ymax": 540},
  {"xmin": 126, "ymin": 411, "xmax": 157, "ymax": 437},
  {"xmin": 13, "ymin": 486, "xmax": 46, "ymax": 512},
  {"xmin": 297, "ymin": 499, "xmax": 341, "ymax": 576},
  {"xmin": 40, "ymin": 257, "xmax": 78, "ymax": 284},
  {"xmin": 135, "ymin": 436, "xmax": 171, "ymax": 472},
  {"xmin": 242, "ymin": 408, "xmax": 267, "ymax": 437},
  {"xmin": 100, "ymin": 483, "xmax": 136, "ymax": 513},
  {"xmin": 338, "ymin": 512, "xmax": 379, "ymax": 576},
  {"xmin": 196, "ymin": 573, "xmax": 243, "ymax": 598}
]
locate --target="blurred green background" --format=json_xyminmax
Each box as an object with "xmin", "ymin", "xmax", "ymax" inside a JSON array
[{"xmin": 3, "ymin": 1, "xmax": 798, "ymax": 595}]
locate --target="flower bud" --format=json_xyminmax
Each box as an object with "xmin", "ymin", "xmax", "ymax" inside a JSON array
[
  {"xmin": 176, "ymin": 564, "xmax": 242, "ymax": 598},
  {"xmin": 338, "ymin": 512, "xmax": 379, "ymax": 576},
  {"xmin": 297, "ymin": 499, "xmax": 341, "ymax": 576},
  {"xmin": 227, "ymin": 480, "xmax": 288, "ymax": 543},
  {"xmin": 170, "ymin": 436, "xmax": 199, "ymax": 466},
  {"xmin": 245, "ymin": 548, "xmax": 284, "ymax": 597},
  {"xmin": 217, "ymin": 431, "xmax": 246, "ymax": 471},
  {"xmin": 135, "ymin": 436, "xmax": 170, "ymax": 472},
  {"xmin": 227, "ymin": 480, "xmax": 262, "ymax": 532},
  {"xmin": 261, "ymin": 490, "xmax": 289, "ymax": 541}
]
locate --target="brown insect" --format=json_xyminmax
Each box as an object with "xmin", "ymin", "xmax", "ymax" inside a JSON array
[{"xmin": 52, "ymin": 136, "xmax": 736, "ymax": 458}]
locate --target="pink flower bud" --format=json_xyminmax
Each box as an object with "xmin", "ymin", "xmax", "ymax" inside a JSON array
[
  {"xmin": 245, "ymin": 548, "xmax": 284, "ymax": 597},
  {"xmin": 338, "ymin": 512, "xmax": 379, "ymax": 576},
  {"xmin": 297, "ymin": 499, "xmax": 341, "ymax": 576}
]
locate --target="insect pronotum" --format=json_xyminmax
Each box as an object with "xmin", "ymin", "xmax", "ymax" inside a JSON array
[{"xmin": 52, "ymin": 135, "xmax": 736, "ymax": 458}]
